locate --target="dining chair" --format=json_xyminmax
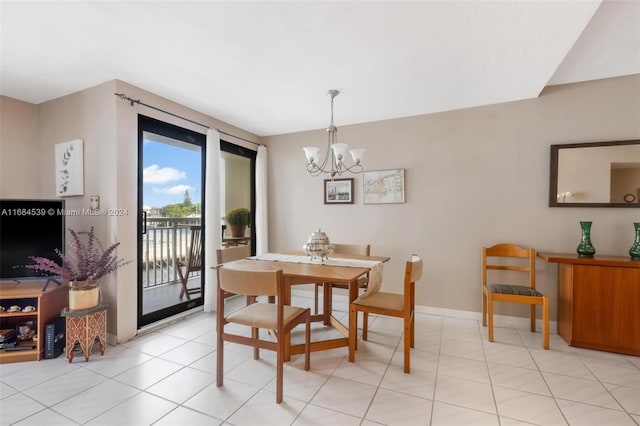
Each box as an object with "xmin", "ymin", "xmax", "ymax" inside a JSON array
[
  {"xmin": 178, "ymin": 225, "xmax": 203, "ymax": 300},
  {"xmin": 314, "ymin": 243, "xmax": 371, "ymax": 314},
  {"xmin": 216, "ymin": 264, "xmax": 311, "ymax": 403},
  {"xmin": 216, "ymin": 245, "xmax": 252, "ymax": 300},
  {"xmin": 482, "ymin": 243, "xmax": 549, "ymax": 349},
  {"xmin": 349, "ymin": 254, "xmax": 422, "ymax": 373}
]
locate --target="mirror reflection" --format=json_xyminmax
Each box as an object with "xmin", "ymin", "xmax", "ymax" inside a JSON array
[{"xmin": 550, "ymin": 140, "xmax": 640, "ymax": 207}]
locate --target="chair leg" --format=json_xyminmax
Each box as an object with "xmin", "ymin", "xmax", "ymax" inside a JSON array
[
  {"xmin": 542, "ymin": 297, "xmax": 549, "ymax": 350},
  {"xmin": 410, "ymin": 309, "xmax": 415, "ymax": 349},
  {"xmin": 216, "ymin": 327, "xmax": 224, "ymax": 387},
  {"xmin": 530, "ymin": 304, "xmax": 536, "ymax": 332},
  {"xmin": 362, "ymin": 312, "xmax": 369, "ymax": 341},
  {"xmin": 482, "ymin": 290, "xmax": 487, "ymax": 326},
  {"xmin": 252, "ymin": 328, "xmax": 259, "ymax": 360},
  {"xmin": 304, "ymin": 316, "xmax": 310, "ymax": 371},
  {"xmin": 349, "ymin": 304, "xmax": 357, "ymax": 362},
  {"xmin": 404, "ymin": 315, "xmax": 411, "ymax": 374},
  {"xmin": 276, "ymin": 339, "xmax": 284, "ymax": 404},
  {"xmin": 487, "ymin": 294, "xmax": 494, "ymax": 342}
]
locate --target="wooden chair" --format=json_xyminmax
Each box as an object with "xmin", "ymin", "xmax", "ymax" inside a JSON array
[
  {"xmin": 216, "ymin": 264, "xmax": 310, "ymax": 403},
  {"xmin": 482, "ymin": 243, "xmax": 549, "ymax": 349},
  {"xmin": 349, "ymin": 254, "xmax": 422, "ymax": 373},
  {"xmin": 178, "ymin": 225, "xmax": 203, "ymax": 300},
  {"xmin": 216, "ymin": 245, "xmax": 252, "ymax": 300},
  {"xmin": 314, "ymin": 243, "xmax": 371, "ymax": 314}
]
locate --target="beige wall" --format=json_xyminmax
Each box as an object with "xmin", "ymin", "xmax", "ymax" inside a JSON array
[
  {"xmin": 0, "ymin": 96, "xmax": 39, "ymax": 197},
  {"xmin": 263, "ymin": 74, "xmax": 640, "ymax": 322}
]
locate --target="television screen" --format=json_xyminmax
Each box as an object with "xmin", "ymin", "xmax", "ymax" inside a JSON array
[{"xmin": 0, "ymin": 199, "xmax": 65, "ymax": 280}]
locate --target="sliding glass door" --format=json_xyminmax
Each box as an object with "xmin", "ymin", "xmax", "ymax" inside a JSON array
[
  {"xmin": 138, "ymin": 115, "xmax": 206, "ymax": 328},
  {"xmin": 220, "ymin": 140, "xmax": 256, "ymax": 251}
]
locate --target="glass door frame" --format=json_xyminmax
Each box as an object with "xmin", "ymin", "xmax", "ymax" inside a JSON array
[
  {"xmin": 221, "ymin": 139, "xmax": 257, "ymax": 254},
  {"xmin": 137, "ymin": 115, "xmax": 206, "ymax": 328}
]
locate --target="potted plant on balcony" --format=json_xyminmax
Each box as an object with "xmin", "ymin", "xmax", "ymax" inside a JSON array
[
  {"xmin": 23, "ymin": 227, "xmax": 130, "ymax": 310},
  {"xmin": 225, "ymin": 207, "xmax": 251, "ymax": 237}
]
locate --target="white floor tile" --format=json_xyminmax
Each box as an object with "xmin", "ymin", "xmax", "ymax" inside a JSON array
[
  {"xmin": 493, "ymin": 386, "xmax": 567, "ymax": 425},
  {"xmin": 488, "ymin": 363, "xmax": 550, "ymax": 395},
  {"xmin": 2, "ymin": 310, "xmax": 637, "ymax": 425},
  {"xmin": 182, "ymin": 378, "xmax": 259, "ymax": 420},
  {"xmin": 365, "ymin": 387, "xmax": 432, "ymax": 425},
  {"xmin": 12, "ymin": 408, "xmax": 77, "ymax": 426},
  {"xmin": 311, "ymin": 376, "xmax": 377, "ymax": 418},
  {"xmin": 438, "ymin": 354, "xmax": 490, "ymax": 383},
  {"xmin": 431, "ymin": 400, "xmax": 499, "ymax": 426},
  {"xmin": 84, "ymin": 391, "xmax": 177, "ymax": 425},
  {"xmin": 0, "ymin": 392, "xmax": 46, "ymax": 426},
  {"xmin": 51, "ymin": 379, "xmax": 140, "ymax": 424},
  {"xmin": 603, "ymin": 383, "xmax": 640, "ymax": 415},
  {"xmin": 293, "ymin": 404, "xmax": 361, "ymax": 425},
  {"xmin": 435, "ymin": 375, "xmax": 496, "ymax": 414},
  {"xmin": 543, "ymin": 371, "xmax": 623, "ymax": 410},
  {"xmin": 145, "ymin": 366, "xmax": 215, "ymax": 404},
  {"xmin": 113, "ymin": 357, "xmax": 183, "ymax": 390},
  {"xmin": 556, "ymin": 398, "xmax": 637, "ymax": 426},
  {"xmin": 22, "ymin": 366, "xmax": 107, "ymax": 406},
  {"xmin": 227, "ymin": 388, "xmax": 307, "ymax": 425},
  {"xmin": 153, "ymin": 406, "xmax": 221, "ymax": 426}
]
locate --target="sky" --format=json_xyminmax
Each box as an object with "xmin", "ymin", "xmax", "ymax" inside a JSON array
[{"xmin": 142, "ymin": 139, "xmax": 202, "ymax": 209}]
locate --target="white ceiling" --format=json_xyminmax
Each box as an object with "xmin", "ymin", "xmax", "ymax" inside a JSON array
[{"xmin": 1, "ymin": 1, "xmax": 638, "ymax": 137}]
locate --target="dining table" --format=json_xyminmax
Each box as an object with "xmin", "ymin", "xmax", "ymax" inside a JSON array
[{"xmin": 220, "ymin": 251, "xmax": 390, "ymax": 359}]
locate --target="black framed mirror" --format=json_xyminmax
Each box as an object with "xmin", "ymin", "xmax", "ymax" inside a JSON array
[{"xmin": 549, "ymin": 140, "xmax": 640, "ymax": 208}]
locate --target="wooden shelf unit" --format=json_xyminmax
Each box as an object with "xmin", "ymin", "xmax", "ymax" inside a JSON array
[
  {"xmin": 538, "ymin": 253, "xmax": 640, "ymax": 355},
  {"xmin": 0, "ymin": 280, "xmax": 68, "ymax": 363}
]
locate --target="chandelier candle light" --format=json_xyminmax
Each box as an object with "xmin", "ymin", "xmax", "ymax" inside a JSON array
[{"xmin": 303, "ymin": 90, "xmax": 364, "ymax": 179}]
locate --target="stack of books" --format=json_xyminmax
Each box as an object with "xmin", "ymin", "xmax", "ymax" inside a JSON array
[{"xmin": 0, "ymin": 329, "xmax": 17, "ymax": 348}]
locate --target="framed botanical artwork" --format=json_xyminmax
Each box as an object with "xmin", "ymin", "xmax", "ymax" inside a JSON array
[
  {"xmin": 363, "ymin": 169, "xmax": 405, "ymax": 204},
  {"xmin": 55, "ymin": 139, "xmax": 84, "ymax": 197},
  {"xmin": 324, "ymin": 178, "xmax": 354, "ymax": 204}
]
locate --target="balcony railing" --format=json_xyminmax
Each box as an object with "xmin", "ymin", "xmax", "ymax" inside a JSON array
[{"xmin": 142, "ymin": 217, "xmax": 201, "ymax": 289}]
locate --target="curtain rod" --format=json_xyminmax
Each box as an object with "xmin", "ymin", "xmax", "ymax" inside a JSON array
[{"xmin": 114, "ymin": 92, "xmax": 262, "ymax": 147}]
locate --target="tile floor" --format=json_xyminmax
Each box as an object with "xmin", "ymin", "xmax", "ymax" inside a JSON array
[{"xmin": 1, "ymin": 291, "xmax": 639, "ymax": 426}]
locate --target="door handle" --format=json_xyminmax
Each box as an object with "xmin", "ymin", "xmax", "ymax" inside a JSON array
[{"xmin": 142, "ymin": 210, "xmax": 147, "ymax": 235}]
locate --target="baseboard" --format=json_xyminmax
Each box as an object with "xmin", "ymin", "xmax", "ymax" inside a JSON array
[{"xmin": 414, "ymin": 304, "xmax": 558, "ymax": 333}]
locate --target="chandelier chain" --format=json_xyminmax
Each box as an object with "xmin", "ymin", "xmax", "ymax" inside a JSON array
[{"xmin": 303, "ymin": 89, "xmax": 364, "ymax": 179}]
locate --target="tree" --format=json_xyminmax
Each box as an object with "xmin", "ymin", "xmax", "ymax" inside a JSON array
[{"xmin": 183, "ymin": 189, "xmax": 193, "ymax": 207}]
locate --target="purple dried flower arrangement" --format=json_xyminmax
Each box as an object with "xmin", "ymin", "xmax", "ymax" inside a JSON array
[{"xmin": 24, "ymin": 227, "xmax": 131, "ymax": 282}]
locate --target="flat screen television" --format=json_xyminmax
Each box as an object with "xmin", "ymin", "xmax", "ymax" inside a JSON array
[{"xmin": 0, "ymin": 199, "xmax": 65, "ymax": 280}]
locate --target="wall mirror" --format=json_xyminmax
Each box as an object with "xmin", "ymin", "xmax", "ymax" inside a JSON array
[{"xmin": 549, "ymin": 140, "xmax": 640, "ymax": 207}]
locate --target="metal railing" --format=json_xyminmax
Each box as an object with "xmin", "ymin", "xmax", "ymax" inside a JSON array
[{"xmin": 142, "ymin": 217, "xmax": 201, "ymax": 289}]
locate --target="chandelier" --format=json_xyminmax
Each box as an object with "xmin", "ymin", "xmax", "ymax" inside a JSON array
[{"xmin": 303, "ymin": 90, "xmax": 364, "ymax": 178}]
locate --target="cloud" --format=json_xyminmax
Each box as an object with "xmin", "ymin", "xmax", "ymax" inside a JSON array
[
  {"xmin": 143, "ymin": 164, "xmax": 186, "ymax": 184},
  {"xmin": 152, "ymin": 184, "xmax": 194, "ymax": 195}
]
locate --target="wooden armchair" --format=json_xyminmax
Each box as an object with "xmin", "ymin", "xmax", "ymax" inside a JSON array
[
  {"xmin": 178, "ymin": 225, "xmax": 203, "ymax": 300},
  {"xmin": 216, "ymin": 245, "xmax": 251, "ymax": 300},
  {"xmin": 216, "ymin": 264, "xmax": 311, "ymax": 403},
  {"xmin": 482, "ymin": 243, "xmax": 549, "ymax": 349},
  {"xmin": 314, "ymin": 243, "xmax": 371, "ymax": 314},
  {"xmin": 349, "ymin": 254, "xmax": 422, "ymax": 373}
]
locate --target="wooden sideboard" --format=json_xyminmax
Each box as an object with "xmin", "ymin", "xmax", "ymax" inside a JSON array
[
  {"xmin": 1, "ymin": 280, "xmax": 69, "ymax": 363},
  {"xmin": 538, "ymin": 253, "xmax": 640, "ymax": 355}
]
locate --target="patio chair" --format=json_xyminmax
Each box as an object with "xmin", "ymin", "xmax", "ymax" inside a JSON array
[{"xmin": 178, "ymin": 225, "xmax": 203, "ymax": 300}]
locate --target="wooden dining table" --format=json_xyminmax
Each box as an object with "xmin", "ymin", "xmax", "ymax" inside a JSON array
[{"xmin": 221, "ymin": 252, "xmax": 390, "ymax": 358}]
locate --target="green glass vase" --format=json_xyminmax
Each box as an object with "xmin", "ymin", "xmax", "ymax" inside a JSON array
[
  {"xmin": 629, "ymin": 222, "xmax": 640, "ymax": 261},
  {"xmin": 576, "ymin": 221, "xmax": 595, "ymax": 258}
]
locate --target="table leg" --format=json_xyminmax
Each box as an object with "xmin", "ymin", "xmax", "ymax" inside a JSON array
[{"xmin": 323, "ymin": 282, "xmax": 332, "ymax": 326}]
